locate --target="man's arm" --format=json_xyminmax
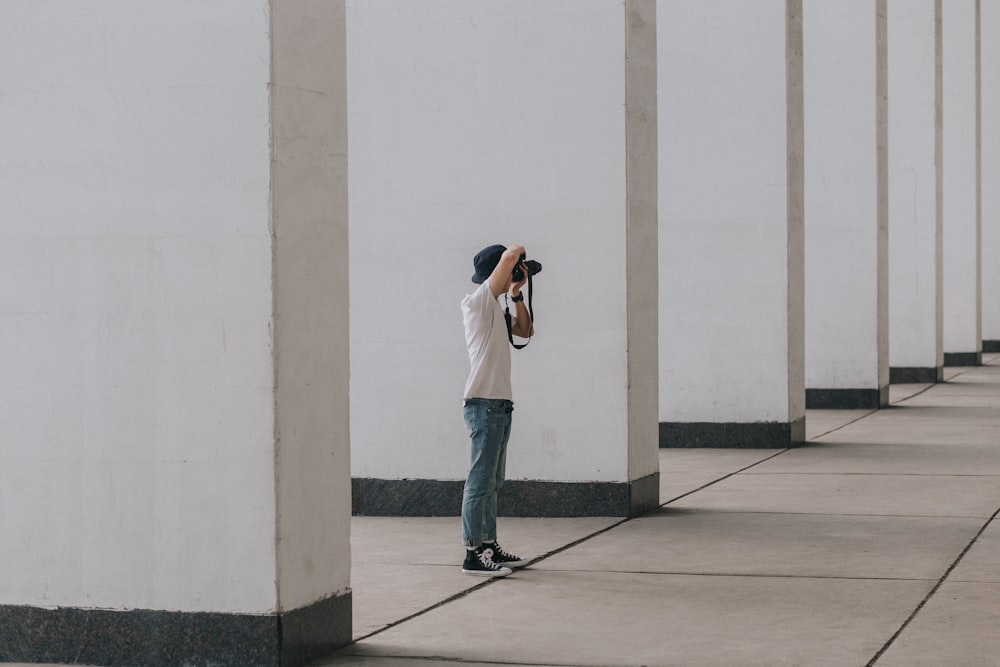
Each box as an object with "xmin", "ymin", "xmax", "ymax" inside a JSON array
[
  {"xmin": 508, "ymin": 250, "xmax": 534, "ymax": 338},
  {"xmin": 486, "ymin": 244, "xmax": 534, "ymax": 338},
  {"xmin": 509, "ymin": 289, "xmax": 534, "ymax": 338}
]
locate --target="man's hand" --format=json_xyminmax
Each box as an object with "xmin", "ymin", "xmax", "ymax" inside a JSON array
[
  {"xmin": 510, "ymin": 263, "xmax": 529, "ymax": 295},
  {"xmin": 488, "ymin": 244, "xmax": 527, "ymax": 299},
  {"xmin": 503, "ymin": 245, "xmax": 526, "ymax": 265},
  {"xmin": 505, "ymin": 245, "xmax": 528, "ymax": 294}
]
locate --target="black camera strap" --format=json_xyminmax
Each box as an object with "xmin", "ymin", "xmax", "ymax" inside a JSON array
[{"xmin": 504, "ymin": 270, "xmax": 534, "ymax": 350}]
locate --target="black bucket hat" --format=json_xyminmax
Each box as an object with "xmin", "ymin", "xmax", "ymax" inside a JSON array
[{"xmin": 471, "ymin": 244, "xmax": 506, "ymax": 284}]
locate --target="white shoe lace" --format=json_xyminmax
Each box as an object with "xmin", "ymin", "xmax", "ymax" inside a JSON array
[
  {"xmin": 479, "ymin": 547, "xmax": 500, "ymax": 568},
  {"xmin": 491, "ymin": 544, "xmax": 517, "ymax": 561}
]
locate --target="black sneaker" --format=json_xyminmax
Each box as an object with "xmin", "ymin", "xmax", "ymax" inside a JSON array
[
  {"xmin": 483, "ymin": 541, "xmax": 526, "ymax": 568},
  {"xmin": 462, "ymin": 547, "xmax": 512, "ymax": 577}
]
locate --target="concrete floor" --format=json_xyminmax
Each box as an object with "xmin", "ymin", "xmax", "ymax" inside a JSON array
[{"xmin": 315, "ymin": 356, "xmax": 1000, "ymax": 667}]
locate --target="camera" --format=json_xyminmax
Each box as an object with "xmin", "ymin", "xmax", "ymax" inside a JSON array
[{"xmin": 512, "ymin": 254, "xmax": 543, "ymax": 282}]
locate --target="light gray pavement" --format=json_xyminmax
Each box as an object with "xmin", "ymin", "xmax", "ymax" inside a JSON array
[{"xmin": 314, "ymin": 356, "xmax": 1000, "ymax": 667}]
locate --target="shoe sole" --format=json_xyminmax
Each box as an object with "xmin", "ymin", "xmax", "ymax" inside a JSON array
[
  {"xmin": 462, "ymin": 567, "xmax": 512, "ymax": 577},
  {"xmin": 495, "ymin": 559, "xmax": 527, "ymax": 568}
]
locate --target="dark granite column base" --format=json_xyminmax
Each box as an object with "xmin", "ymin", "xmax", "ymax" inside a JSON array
[
  {"xmin": 890, "ymin": 366, "xmax": 943, "ymax": 383},
  {"xmin": 0, "ymin": 591, "xmax": 351, "ymax": 667},
  {"xmin": 983, "ymin": 340, "xmax": 1000, "ymax": 353},
  {"xmin": 805, "ymin": 385, "xmax": 888, "ymax": 409},
  {"xmin": 659, "ymin": 418, "xmax": 805, "ymax": 449},
  {"xmin": 281, "ymin": 592, "xmax": 353, "ymax": 667},
  {"xmin": 352, "ymin": 474, "xmax": 659, "ymax": 518},
  {"xmin": 944, "ymin": 351, "xmax": 982, "ymax": 366}
]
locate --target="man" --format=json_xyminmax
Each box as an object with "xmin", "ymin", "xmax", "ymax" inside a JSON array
[{"xmin": 460, "ymin": 244, "xmax": 534, "ymax": 576}]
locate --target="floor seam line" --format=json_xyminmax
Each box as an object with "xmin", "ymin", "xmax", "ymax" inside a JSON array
[
  {"xmin": 349, "ymin": 516, "xmax": 633, "ymax": 644},
  {"xmin": 528, "ymin": 569, "xmax": 939, "ymax": 582},
  {"xmin": 332, "ymin": 653, "xmax": 581, "ymax": 666},
  {"xmin": 866, "ymin": 506, "xmax": 1000, "ymax": 666},
  {"xmin": 737, "ymin": 472, "xmax": 1000, "ymax": 477},
  {"xmin": 807, "ymin": 409, "xmax": 878, "ymax": 440},
  {"xmin": 655, "ymin": 510, "xmax": 991, "ymax": 520},
  {"xmin": 661, "ymin": 449, "xmax": 793, "ymax": 505}
]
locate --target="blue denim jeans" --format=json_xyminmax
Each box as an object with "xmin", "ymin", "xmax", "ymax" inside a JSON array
[{"xmin": 461, "ymin": 398, "xmax": 513, "ymax": 547}]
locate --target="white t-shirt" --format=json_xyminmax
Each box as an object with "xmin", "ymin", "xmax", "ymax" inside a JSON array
[{"xmin": 462, "ymin": 281, "xmax": 513, "ymax": 400}]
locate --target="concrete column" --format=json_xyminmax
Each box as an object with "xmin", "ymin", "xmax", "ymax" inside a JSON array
[
  {"xmin": 0, "ymin": 3, "xmax": 351, "ymax": 666},
  {"xmin": 271, "ymin": 0, "xmax": 352, "ymax": 661},
  {"xmin": 659, "ymin": 0, "xmax": 805, "ymax": 447},
  {"xmin": 349, "ymin": 0, "xmax": 659, "ymax": 517},
  {"xmin": 803, "ymin": 0, "xmax": 889, "ymax": 408},
  {"xmin": 889, "ymin": 0, "xmax": 944, "ymax": 383},
  {"xmin": 982, "ymin": 1, "xmax": 1000, "ymax": 351},
  {"xmin": 942, "ymin": 0, "xmax": 982, "ymax": 365}
]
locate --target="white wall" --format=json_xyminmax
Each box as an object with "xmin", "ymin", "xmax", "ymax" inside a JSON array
[
  {"xmin": 982, "ymin": 1, "xmax": 1000, "ymax": 343},
  {"xmin": 804, "ymin": 0, "xmax": 887, "ymax": 392},
  {"xmin": 0, "ymin": 2, "xmax": 277, "ymax": 612},
  {"xmin": 659, "ymin": 0, "xmax": 804, "ymax": 424},
  {"xmin": 888, "ymin": 0, "xmax": 942, "ymax": 370},
  {"xmin": 942, "ymin": 0, "xmax": 982, "ymax": 356},
  {"xmin": 348, "ymin": 0, "xmax": 642, "ymax": 483}
]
